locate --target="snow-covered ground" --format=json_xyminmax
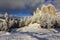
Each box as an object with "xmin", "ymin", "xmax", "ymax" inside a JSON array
[
  {"xmin": 0, "ymin": 23, "xmax": 60, "ymax": 40},
  {"xmin": 0, "ymin": 29, "xmax": 60, "ymax": 40}
]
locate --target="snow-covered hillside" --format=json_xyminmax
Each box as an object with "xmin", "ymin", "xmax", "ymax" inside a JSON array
[
  {"xmin": 0, "ymin": 23, "xmax": 60, "ymax": 40},
  {"xmin": 0, "ymin": 28, "xmax": 60, "ymax": 40}
]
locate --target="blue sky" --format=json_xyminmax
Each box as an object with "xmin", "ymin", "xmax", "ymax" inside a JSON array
[
  {"xmin": 0, "ymin": 9, "xmax": 33, "ymax": 16},
  {"xmin": 7, "ymin": 11, "xmax": 32, "ymax": 16}
]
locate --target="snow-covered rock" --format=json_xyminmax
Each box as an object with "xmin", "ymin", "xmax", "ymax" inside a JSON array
[{"xmin": 17, "ymin": 23, "xmax": 41, "ymax": 32}]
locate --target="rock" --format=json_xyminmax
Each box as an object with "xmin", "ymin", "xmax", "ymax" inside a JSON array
[
  {"xmin": 41, "ymin": 5, "xmax": 49, "ymax": 14},
  {"xmin": 48, "ymin": 4, "xmax": 56, "ymax": 15},
  {"xmin": 17, "ymin": 23, "xmax": 41, "ymax": 32}
]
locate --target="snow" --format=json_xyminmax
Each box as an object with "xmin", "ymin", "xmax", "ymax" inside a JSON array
[
  {"xmin": 17, "ymin": 23, "xmax": 41, "ymax": 32},
  {"xmin": 0, "ymin": 29, "xmax": 60, "ymax": 40},
  {"xmin": 0, "ymin": 23, "xmax": 60, "ymax": 40}
]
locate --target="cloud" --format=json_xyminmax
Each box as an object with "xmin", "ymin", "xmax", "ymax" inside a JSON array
[
  {"xmin": 0, "ymin": 0, "xmax": 44, "ymax": 9},
  {"xmin": 0, "ymin": 0, "xmax": 60, "ymax": 13}
]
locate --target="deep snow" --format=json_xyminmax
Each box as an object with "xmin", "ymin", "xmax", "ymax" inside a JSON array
[
  {"xmin": 0, "ymin": 29, "xmax": 60, "ymax": 40},
  {"xmin": 0, "ymin": 23, "xmax": 60, "ymax": 40}
]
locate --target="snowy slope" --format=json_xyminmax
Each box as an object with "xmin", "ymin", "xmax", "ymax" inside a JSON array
[
  {"xmin": 0, "ymin": 29, "xmax": 60, "ymax": 40},
  {"xmin": 0, "ymin": 23, "xmax": 60, "ymax": 40}
]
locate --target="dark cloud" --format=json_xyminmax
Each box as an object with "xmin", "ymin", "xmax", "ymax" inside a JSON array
[
  {"xmin": 0, "ymin": 0, "xmax": 44, "ymax": 9},
  {"xmin": 0, "ymin": 0, "xmax": 45, "ymax": 14},
  {"xmin": 0, "ymin": 0, "xmax": 60, "ymax": 13}
]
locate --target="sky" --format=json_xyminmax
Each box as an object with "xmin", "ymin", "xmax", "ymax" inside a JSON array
[{"xmin": 0, "ymin": 0, "xmax": 59, "ymax": 16}]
